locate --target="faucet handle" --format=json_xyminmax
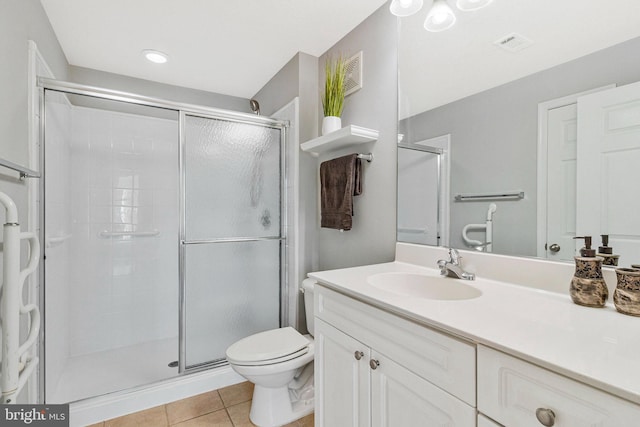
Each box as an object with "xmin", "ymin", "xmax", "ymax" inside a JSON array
[{"xmin": 449, "ymin": 248, "xmax": 461, "ymax": 264}]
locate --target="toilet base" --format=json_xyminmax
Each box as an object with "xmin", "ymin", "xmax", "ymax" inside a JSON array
[{"xmin": 248, "ymin": 383, "xmax": 314, "ymax": 427}]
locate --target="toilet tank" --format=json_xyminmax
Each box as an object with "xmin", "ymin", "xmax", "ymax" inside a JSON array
[{"xmin": 301, "ymin": 278, "xmax": 316, "ymax": 336}]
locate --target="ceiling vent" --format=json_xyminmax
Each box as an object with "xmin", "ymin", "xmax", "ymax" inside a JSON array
[
  {"xmin": 344, "ymin": 51, "xmax": 363, "ymax": 96},
  {"xmin": 493, "ymin": 33, "xmax": 533, "ymax": 53}
]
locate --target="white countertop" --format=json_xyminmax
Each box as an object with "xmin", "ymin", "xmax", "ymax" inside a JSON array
[{"xmin": 308, "ymin": 260, "xmax": 640, "ymax": 405}]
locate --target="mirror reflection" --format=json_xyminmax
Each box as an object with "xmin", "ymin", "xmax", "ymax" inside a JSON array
[{"xmin": 397, "ymin": 0, "xmax": 640, "ymax": 266}]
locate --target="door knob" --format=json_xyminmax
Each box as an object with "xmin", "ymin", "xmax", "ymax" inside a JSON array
[
  {"xmin": 369, "ymin": 359, "xmax": 380, "ymax": 370},
  {"xmin": 535, "ymin": 408, "xmax": 556, "ymax": 426},
  {"xmin": 354, "ymin": 351, "xmax": 364, "ymax": 360},
  {"xmin": 549, "ymin": 243, "xmax": 560, "ymax": 253}
]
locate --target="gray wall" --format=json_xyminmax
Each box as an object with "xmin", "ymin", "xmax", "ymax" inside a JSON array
[
  {"xmin": 69, "ymin": 66, "xmax": 251, "ymax": 113},
  {"xmin": 400, "ymin": 36, "xmax": 640, "ymax": 257},
  {"xmin": 0, "ymin": 0, "xmax": 68, "ymax": 224},
  {"xmin": 317, "ymin": 5, "xmax": 398, "ymax": 270},
  {"xmin": 0, "ymin": 0, "xmax": 68, "ymax": 169}
]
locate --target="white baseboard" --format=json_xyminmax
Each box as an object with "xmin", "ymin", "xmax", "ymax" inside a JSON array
[{"xmin": 70, "ymin": 366, "xmax": 244, "ymax": 426}]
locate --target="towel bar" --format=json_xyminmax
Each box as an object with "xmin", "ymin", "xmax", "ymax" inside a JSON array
[{"xmin": 357, "ymin": 153, "xmax": 374, "ymax": 162}]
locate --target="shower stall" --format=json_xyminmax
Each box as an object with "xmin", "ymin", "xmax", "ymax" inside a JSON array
[{"xmin": 39, "ymin": 80, "xmax": 289, "ymax": 404}]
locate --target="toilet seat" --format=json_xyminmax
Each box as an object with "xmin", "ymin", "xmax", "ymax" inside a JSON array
[{"xmin": 226, "ymin": 326, "xmax": 310, "ymax": 366}]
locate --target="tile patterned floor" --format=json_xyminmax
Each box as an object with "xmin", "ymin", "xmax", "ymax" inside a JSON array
[{"xmin": 87, "ymin": 381, "xmax": 314, "ymax": 427}]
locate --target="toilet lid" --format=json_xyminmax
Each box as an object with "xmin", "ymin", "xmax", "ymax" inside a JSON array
[{"xmin": 226, "ymin": 326, "xmax": 310, "ymax": 364}]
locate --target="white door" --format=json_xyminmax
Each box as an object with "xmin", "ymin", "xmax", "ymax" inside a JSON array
[
  {"xmin": 545, "ymin": 104, "xmax": 578, "ymax": 261},
  {"xmin": 577, "ymin": 81, "xmax": 640, "ymax": 267},
  {"xmin": 370, "ymin": 351, "xmax": 476, "ymax": 427},
  {"xmin": 315, "ymin": 319, "xmax": 370, "ymax": 427},
  {"xmin": 397, "ymin": 148, "xmax": 440, "ymax": 245}
]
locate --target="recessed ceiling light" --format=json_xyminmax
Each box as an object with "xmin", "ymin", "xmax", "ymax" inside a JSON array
[{"xmin": 142, "ymin": 49, "xmax": 168, "ymax": 64}]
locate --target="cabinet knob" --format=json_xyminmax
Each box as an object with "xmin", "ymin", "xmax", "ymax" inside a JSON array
[
  {"xmin": 535, "ymin": 408, "xmax": 556, "ymax": 426},
  {"xmin": 369, "ymin": 359, "xmax": 380, "ymax": 370},
  {"xmin": 354, "ymin": 351, "xmax": 364, "ymax": 360}
]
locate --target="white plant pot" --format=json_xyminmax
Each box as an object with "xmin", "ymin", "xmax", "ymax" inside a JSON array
[{"xmin": 321, "ymin": 116, "xmax": 342, "ymax": 136}]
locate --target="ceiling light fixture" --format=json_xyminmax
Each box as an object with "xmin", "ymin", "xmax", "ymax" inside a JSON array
[
  {"xmin": 391, "ymin": 0, "xmax": 493, "ymax": 32},
  {"xmin": 142, "ymin": 49, "xmax": 168, "ymax": 64},
  {"xmin": 424, "ymin": 0, "xmax": 456, "ymax": 32},
  {"xmin": 456, "ymin": 0, "xmax": 493, "ymax": 12},
  {"xmin": 389, "ymin": 0, "xmax": 424, "ymax": 17}
]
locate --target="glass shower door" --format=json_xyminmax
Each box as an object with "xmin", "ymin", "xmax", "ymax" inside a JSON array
[{"xmin": 181, "ymin": 114, "xmax": 283, "ymax": 369}]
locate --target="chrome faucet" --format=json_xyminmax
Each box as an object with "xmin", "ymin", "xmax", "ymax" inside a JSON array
[{"xmin": 437, "ymin": 249, "xmax": 475, "ymax": 280}]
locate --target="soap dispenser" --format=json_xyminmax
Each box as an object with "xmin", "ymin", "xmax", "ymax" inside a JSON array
[
  {"xmin": 570, "ymin": 236, "xmax": 608, "ymax": 308},
  {"xmin": 597, "ymin": 234, "xmax": 620, "ymax": 266}
]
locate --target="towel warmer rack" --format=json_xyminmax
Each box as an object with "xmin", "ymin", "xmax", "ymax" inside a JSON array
[
  {"xmin": 0, "ymin": 192, "xmax": 41, "ymax": 403},
  {"xmin": 0, "ymin": 158, "xmax": 40, "ymax": 179}
]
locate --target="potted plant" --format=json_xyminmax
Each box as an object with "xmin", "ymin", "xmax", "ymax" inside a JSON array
[{"xmin": 321, "ymin": 56, "xmax": 347, "ymax": 135}]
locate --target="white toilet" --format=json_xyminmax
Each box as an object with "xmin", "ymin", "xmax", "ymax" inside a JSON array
[{"xmin": 226, "ymin": 278, "xmax": 316, "ymax": 427}]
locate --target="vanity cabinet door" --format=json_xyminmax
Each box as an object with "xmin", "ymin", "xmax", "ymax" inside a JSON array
[
  {"xmin": 478, "ymin": 345, "xmax": 640, "ymax": 426},
  {"xmin": 315, "ymin": 318, "xmax": 371, "ymax": 427},
  {"xmin": 478, "ymin": 414, "xmax": 503, "ymax": 427},
  {"xmin": 370, "ymin": 350, "xmax": 476, "ymax": 427}
]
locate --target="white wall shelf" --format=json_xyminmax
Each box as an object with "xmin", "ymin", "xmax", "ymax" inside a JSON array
[{"xmin": 301, "ymin": 125, "xmax": 378, "ymax": 156}]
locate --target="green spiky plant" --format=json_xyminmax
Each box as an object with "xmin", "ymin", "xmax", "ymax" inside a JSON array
[{"xmin": 322, "ymin": 56, "xmax": 348, "ymax": 117}]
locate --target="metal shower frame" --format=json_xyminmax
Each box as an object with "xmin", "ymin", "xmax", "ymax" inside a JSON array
[{"xmin": 37, "ymin": 77, "xmax": 290, "ymax": 401}]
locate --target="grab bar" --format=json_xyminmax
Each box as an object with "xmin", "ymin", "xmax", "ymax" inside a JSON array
[
  {"xmin": 398, "ymin": 227, "xmax": 427, "ymax": 234},
  {"xmin": 46, "ymin": 233, "xmax": 72, "ymax": 248},
  {"xmin": 99, "ymin": 229, "xmax": 160, "ymax": 238},
  {"xmin": 454, "ymin": 191, "xmax": 524, "ymax": 202}
]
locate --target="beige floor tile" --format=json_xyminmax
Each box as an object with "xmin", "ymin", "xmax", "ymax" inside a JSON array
[
  {"xmin": 165, "ymin": 390, "xmax": 224, "ymax": 425},
  {"xmin": 282, "ymin": 412, "xmax": 315, "ymax": 427},
  {"xmin": 225, "ymin": 401, "xmax": 256, "ymax": 427},
  {"xmin": 298, "ymin": 413, "xmax": 315, "ymax": 427},
  {"xmin": 104, "ymin": 405, "xmax": 168, "ymax": 427},
  {"xmin": 170, "ymin": 409, "xmax": 233, "ymax": 427},
  {"xmin": 86, "ymin": 423, "xmax": 105, "ymax": 427},
  {"xmin": 218, "ymin": 381, "xmax": 254, "ymax": 407}
]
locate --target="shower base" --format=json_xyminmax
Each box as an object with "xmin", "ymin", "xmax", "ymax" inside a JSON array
[{"xmin": 49, "ymin": 337, "xmax": 178, "ymax": 404}]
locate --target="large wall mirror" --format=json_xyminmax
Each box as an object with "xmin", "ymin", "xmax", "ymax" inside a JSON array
[{"xmin": 397, "ymin": 0, "xmax": 640, "ymax": 267}]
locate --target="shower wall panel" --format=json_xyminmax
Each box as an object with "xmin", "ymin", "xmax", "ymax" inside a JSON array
[{"xmin": 67, "ymin": 106, "xmax": 179, "ymax": 356}]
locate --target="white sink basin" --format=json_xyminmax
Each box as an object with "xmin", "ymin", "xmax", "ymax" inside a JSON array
[{"xmin": 367, "ymin": 272, "xmax": 482, "ymax": 301}]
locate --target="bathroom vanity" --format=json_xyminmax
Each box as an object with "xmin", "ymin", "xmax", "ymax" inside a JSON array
[{"xmin": 309, "ymin": 243, "xmax": 640, "ymax": 426}]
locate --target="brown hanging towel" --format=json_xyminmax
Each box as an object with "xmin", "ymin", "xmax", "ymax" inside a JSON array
[{"xmin": 320, "ymin": 153, "xmax": 363, "ymax": 231}]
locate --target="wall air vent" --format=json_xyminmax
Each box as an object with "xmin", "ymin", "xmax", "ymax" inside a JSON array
[
  {"xmin": 344, "ymin": 51, "xmax": 363, "ymax": 96},
  {"xmin": 493, "ymin": 33, "xmax": 533, "ymax": 53}
]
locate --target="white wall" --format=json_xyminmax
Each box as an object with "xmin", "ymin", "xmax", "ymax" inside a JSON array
[{"xmin": 316, "ymin": 5, "xmax": 398, "ymax": 270}]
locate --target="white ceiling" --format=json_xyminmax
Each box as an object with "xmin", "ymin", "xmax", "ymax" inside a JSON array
[
  {"xmin": 399, "ymin": 0, "xmax": 640, "ymax": 119},
  {"xmin": 40, "ymin": 0, "xmax": 387, "ymax": 99},
  {"xmin": 40, "ymin": 1, "xmax": 640, "ymax": 114}
]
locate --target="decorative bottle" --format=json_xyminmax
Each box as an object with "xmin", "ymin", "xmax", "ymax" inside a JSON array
[
  {"xmin": 613, "ymin": 268, "xmax": 640, "ymax": 316},
  {"xmin": 570, "ymin": 236, "xmax": 608, "ymax": 308},
  {"xmin": 597, "ymin": 234, "xmax": 619, "ymax": 266}
]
